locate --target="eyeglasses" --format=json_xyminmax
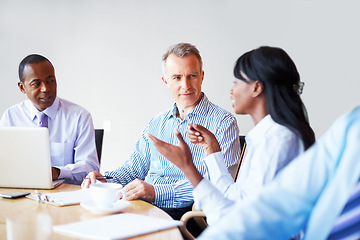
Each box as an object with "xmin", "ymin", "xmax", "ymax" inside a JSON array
[{"xmin": 34, "ymin": 190, "xmax": 56, "ymax": 203}]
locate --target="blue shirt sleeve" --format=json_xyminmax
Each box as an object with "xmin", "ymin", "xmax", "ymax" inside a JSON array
[
  {"xmin": 105, "ymin": 127, "xmax": 151, "ymax": 186},
  {"xmin": 198, "ymin": 106, "xmax": 360, "ymax": 240}
]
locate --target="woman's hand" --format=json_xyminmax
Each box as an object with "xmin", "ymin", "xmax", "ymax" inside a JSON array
[
  {"xmin": 147, "ymin": 129, "xmax": 203, "ymax": 187},
  {"xmin": 187, "ymin": 123, "xmax": 221, "ymax": 155}
]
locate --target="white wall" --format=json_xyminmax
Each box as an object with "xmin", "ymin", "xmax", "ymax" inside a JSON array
[{"xmin": 1, "ymin": 0, "xmax": 359, "ymax": 172}]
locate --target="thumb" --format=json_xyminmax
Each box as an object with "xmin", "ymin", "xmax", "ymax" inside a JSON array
[{"xmin": 191, "ymin": 123, "xmax": 205, "ymax": 133}]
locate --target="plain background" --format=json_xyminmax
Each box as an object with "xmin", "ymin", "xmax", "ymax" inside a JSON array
[{"xmin": 1, "ymin": 0, "xmax": 359, "ymax": 172}]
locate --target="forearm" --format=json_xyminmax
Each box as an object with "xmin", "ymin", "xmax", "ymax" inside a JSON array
[
  {"xmin": 205, "ymin": 143, "xmax": 221, "ymax": 156},
  {"xmin": 107, "ymin": 135, "xmax": 152, "ymax": 185},
  {"xmin": 105, "ymin": 164, "xmax": 143, "ymax": 186},
  {"xmin": 193, "ymin": 179, "xmax": 235, "ymax": 225},
  {"xmin": 204, "ymin": 152, "xmax": 237, "ymax": 195},
  {"xmin": 57, "ymin": 159, "xmax": 99, "ymax": 184},
  {"xmin": 153, "ymin": 179, "xmax": 195, "ymax": 208},
  {"xmin": 58, "ymin": 114, "xmax": 100, "ymax": 184},
  {"xmin": 57, "ymin": 141, "xmax": 99, "ymax": 184},
  {"xmin": 181, "ymin": 162, "xmax": 203, "ymax": 188},
  {"xmin": 217, "ymin": 119, "xmax": 241, "ymax": 169}
]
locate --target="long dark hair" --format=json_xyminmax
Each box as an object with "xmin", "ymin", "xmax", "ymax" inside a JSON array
[{"xmin": 234, "ymin": 46, "xmax": 315, "ymax": 149}]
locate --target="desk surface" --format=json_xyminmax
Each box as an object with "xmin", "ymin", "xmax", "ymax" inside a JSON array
[{"xmin": 0, "ymin": 184, "xmax": 183, "ymax": 240}]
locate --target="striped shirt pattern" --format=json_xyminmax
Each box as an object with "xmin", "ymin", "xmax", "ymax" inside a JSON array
[
  {"xmin": 327, "ymin": 179, "xmax": 360, "ymax": 240},
  {"xmin": 105, "ymin": 93, "xmax": 240, "ymax": 208}
]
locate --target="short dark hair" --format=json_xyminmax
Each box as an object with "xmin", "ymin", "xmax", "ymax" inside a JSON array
[
  {"xmin": 234, "ymin": 46, "xmax": 315, "ymax": 149},
  {"xmin": 18, "ymin": 54, "xmax": 52, "ymax": 82},
  {"xmin": 161, "ymin": 43, "xmax": 202, "ymax": 75}
]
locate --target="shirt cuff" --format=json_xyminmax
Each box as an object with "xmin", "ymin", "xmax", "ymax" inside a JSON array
[
  {"xmin": 193, "ymin": 178, "xmax": 234, "ymax": 225},
  {"xmin": 57, "ymin": 166, "xmax": 71, "ymax": 180},
  {"xmin": 203, "ymin": 151, "xmax": 230, "ymax": 181},
  {"xmin": 153, "ymin": 184, "xmax": 175, "ymax": 208},
  {"xmin": 193, "ymin": 178, "xmax": 211, "ymax": 209}
]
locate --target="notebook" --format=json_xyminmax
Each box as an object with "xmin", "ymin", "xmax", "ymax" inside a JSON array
[{"xmin": 0, "ymin": 127, "xmax": 64, "ymax": 189}]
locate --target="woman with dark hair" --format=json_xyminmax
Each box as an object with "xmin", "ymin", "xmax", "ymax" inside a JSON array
[
  {"xmin": 234, "ymin": 46, "xmax": 314, "ymax": 149},
  {"xmin": 148, "ymin": 46, "xmax": 315, "ymax": 226}
]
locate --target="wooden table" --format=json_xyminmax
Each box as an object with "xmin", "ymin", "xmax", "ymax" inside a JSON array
[{"xmin": 0, "ymin": 184, "xmax": 183, "ymax": 240}]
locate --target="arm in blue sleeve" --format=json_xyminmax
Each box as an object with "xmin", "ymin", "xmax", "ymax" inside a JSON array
[
  {"xmin": 105, "ymin": 127, "xmax": 151, "ymax": 186},
  {"xmin": 153, "ymin": 179, "xmax": 195, "ymax": 208},
  {"xmin": 58, "ymin": 111, "xmax": 99, "ymax": 184},
  {"xmin": 215, "ymin": 116, "xmax": 240, "ymax": 178},
  {"xmin": 198, "ymin": 107, "xmax": 360, "ymax": 240}
]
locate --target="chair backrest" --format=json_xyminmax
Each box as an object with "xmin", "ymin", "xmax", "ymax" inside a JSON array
[
  {"xmin": 234, "ymin": 135, "xmax": 246, "ymax": 181},
  {"xmin": 95, "ymin": 129, "xmax": 104, "ymax": 164}
]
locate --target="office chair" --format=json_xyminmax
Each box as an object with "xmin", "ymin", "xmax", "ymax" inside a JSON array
[
  {"xmin": 179, "ymin": 136, "xmax": 247, "ymax": 240},
  {"xmin": 95, "ymin": 129, "xmax": 104, "ymax": 164}
]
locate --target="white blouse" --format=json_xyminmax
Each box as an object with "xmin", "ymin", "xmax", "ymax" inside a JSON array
[{"xmin": 194, "ymin": 115, "xmax": 304, "ymax": 225}]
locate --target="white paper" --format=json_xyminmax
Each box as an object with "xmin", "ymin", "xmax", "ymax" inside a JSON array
[{"xmin": 53, "ymin": 213, "xmax": 183, "ymax": 240}]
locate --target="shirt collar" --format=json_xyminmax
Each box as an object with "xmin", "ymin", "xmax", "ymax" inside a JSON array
[
  {"xmin": 44, "ymin": 96, "xmax": 60, "ymax": 120},
  {"xmin": 168, "ymin": 92, "xmax": 209, "ymax": 119},
  {"xmin": 28, "ymin": 96, "xmax": 60, "ymax": 121}
]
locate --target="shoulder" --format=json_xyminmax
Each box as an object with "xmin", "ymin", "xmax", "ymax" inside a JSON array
[
  {"xmin": 192, "ymin": 95, "xmax": 238, "ymax": 133},
  {"xmin": 0, "ymin": 100, "xmax": 34, "ymax": 126},
  {"xmin": 148, "ymin": 108, "xmax": 173, "ymax": 124},
  {"xmin": 250, "ymin": 117, "xmax": 300, "ymax": 148},
  {"xmin": 56, "ymin": 98, "xmax": 93, "ymax": 124},
  {"xmin": 323, "ymin": 105, "xmax": 360, "ymax": 145},
  {"xmin": 2, "ymin": 100, "xmax": 29, "ymax": 116},
  {"xmin": 339, "ymin": 105, "xmax": 360, "ymax": 129},
  {"xmin": 268, "ymin": 123, "xmax": 303, "ymax": 156},
  {"xmin": 248, "ymin": 121, "xmax": 303, "ymax": 164},
  {"xmin": 204, "ymin": 96, "xmax": 236, "ymax": 122},
  {"xmin": 58, "ymin": 98, "xmax": 91, "ymax": 116},
  {"xmin": 268, "ymin": 120, "xmax": 299, "ymax": 143},
  {"xmin": 207, "ymin": 102, "xmax": 238, "ymax": 128}
]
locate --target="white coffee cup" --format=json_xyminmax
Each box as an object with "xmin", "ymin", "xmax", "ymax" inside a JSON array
[{"xmin": 89, "ymin": 183, "xmax": 126, "ymax": 208}]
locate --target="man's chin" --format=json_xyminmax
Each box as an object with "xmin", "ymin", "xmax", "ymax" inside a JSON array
[
  {"xmin": 36, "ymin": 102, "xmax": 54, "ymax": 111},
  {"xmin": 182, "ymin": 96, "xmax": 202, "ymax": 106}
]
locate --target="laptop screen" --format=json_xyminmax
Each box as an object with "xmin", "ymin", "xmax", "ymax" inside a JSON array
[{"xmin": 0, "ymin": 127, "xmax": 60, "ymax": 189}]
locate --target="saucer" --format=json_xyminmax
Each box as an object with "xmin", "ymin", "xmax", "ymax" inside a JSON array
[{"xmin": 80, "ymin": 199, "xmax": 131, "ymax": 214}]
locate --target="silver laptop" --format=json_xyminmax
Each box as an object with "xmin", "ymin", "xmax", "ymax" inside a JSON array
[{"xmin": 0, "ymin": 127, "xmax": 64, "ymax": 189}]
